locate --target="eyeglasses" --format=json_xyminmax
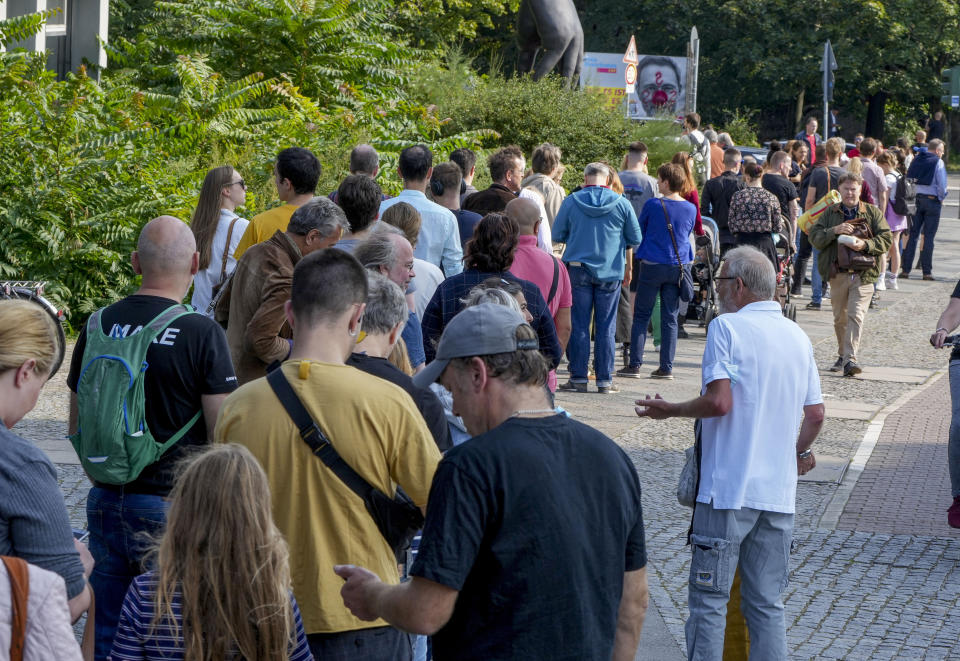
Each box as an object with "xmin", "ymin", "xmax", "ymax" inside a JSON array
[
  {"xmin": 227, "ymin": 179, "xmax": 246, "ymax": 189},
  {"xmin": 715, "ymin": 276, "xmax": 740, "ymax": 282}
]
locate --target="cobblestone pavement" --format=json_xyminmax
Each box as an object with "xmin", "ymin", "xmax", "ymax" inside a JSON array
[{"xmin": 21, "ymin": 177, "xmax": 960, "ymax": 659}]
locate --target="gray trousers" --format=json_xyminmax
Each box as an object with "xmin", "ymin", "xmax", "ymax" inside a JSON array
[
  {"xmin": 948, "ymin": 361, "xmax": 960, "ymax": 497},
  {"xmin": 685, "ymin": 501, "xmax": 793, "ymax": 661}
]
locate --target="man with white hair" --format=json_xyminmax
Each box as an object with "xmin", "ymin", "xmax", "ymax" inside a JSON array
[
  {"xmin": 354, "ymin": 229, "xmax": 426, "ymax": 371},
  {"xmin": 635, "ymin": 245, "xmax": 825, "ymax": 660},
  {"xmin": 553, "ymin": 162, "xmax": 641, "ymax": 394},
  {"xmin": 704, "ymin": 129, "xmax": 724, "ymax": 180}
]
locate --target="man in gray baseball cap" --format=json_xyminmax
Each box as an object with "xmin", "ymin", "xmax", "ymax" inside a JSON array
[{"xmin": 336, "ymin": 303, "xmax": 650, "ymax": 660}]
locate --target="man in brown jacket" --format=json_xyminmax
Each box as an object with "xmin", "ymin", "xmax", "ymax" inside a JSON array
[
  {"xmin": 216, "ymin": 197, "xmax": 348, "ymax": 383},
  {"xmin": 809, "ymin": 172, "xmax": 892, "ymax": 377}
]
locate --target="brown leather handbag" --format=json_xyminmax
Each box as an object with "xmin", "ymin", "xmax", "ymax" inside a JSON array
[
  {"xmin": 3, "ymin": 556, "xmax": 28, "ymax": 661},
  {"xmin": 836, "ymin": 205, "xmax": 876, "ymax": 271}
]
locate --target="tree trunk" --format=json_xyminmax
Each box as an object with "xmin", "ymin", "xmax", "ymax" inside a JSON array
[
  {"xmin": 864, "ymin": 91, "xmax": 888, "ymax": 140},
  {"xmin": 794, "ymin": 89, "xmax": 805, "ymax": 134}
]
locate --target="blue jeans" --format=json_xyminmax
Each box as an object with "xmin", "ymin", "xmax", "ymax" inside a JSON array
[
  {"xmin": 810, "ymin": 248, "xmax": 823, "ymax": 304},
  {"xmin": 685, "ymin": 502, "xmax": 793, "ymax": 661},
  {"xmin": 901, "ymin": 196, "xmax": 942, "ymax": 275},
  {"xmin": 629, "ymin": 262, "xmax": 681, "ymax": 372},
  {"xmin": 949, "ymin": 361, "xmax": 960, "ymax": 497},
  {"xmin": 567, "ymin": 264, "xmax": 620, "ymax": 387},
  {"xmin": 87, "ymin": 487, "xmax": 169, "ymax": 660}
]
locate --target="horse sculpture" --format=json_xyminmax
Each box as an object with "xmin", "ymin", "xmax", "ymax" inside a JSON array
[{"xmin": 516, "ymin": 0, "xmax": 584, "ymax": 85}]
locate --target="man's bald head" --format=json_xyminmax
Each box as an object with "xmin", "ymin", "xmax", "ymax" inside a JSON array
[
  {"xmin": 136, "ymin": 215, "xmax": 197, "ymax": 278},
  {"xmin": 505, "ymin": 198, "xmax": 541, "ymax": 236}
]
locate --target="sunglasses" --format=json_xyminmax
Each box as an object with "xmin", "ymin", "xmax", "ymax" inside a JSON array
[{"xmin": 226, "ymin": 179, "xmax": 246, "ymax": 189}]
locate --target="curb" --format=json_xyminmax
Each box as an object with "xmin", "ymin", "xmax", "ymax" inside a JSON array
[{"xmin": 818, "ymin": 368, "xmax": 946, "ymax": 530}]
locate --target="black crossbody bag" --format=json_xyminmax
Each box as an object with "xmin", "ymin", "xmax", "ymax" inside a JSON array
[{"xmin": 267, "ymin": 369, "xmax": 424, "ymax": 557}]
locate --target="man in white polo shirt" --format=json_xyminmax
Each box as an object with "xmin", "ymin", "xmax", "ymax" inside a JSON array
[{"xmin": 634, "ymin": 245, "xmax": 825, "ymax": 661}]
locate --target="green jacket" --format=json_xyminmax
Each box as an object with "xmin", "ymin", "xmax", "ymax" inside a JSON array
[{"xmin": 808, "ymin": 202, "xmax": 892, "ymax": 285}]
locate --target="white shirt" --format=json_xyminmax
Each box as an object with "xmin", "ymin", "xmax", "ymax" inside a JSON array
[
  {"xmin": 191, "ymin": 210, "xmax": 249, "ymax": 317},
  {"xmin": 697, "ymin": 301, "xmax": 822, "ymax": 513},
  {"xmin": 518, "ymin": 188, "xmax": 554, "ymax": 253},
  {"xmin": 413, "ymin": 258, "xmax": 444, "ymax": 319},
  {"xmin": 379, "ymin": 190, "xmax": 463, "ymax": 276}
]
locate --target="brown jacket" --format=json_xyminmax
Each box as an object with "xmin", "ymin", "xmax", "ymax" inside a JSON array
[{"xmin": 215, "ymin": 230, "xmax": 300, "ymax": 384}]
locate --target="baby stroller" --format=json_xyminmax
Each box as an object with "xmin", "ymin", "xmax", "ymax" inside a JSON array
[
  {"xmin": 691, "ymin": 217, "xmax": 720, "ymax": 329},
  {"xmin": 775, "ymin": 233, "xmax": 797, "ymax": 322}
]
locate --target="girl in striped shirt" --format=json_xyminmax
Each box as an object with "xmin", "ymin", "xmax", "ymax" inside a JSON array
[{"xmin": 109, "ymin": 444, "xmax": 313, "ymax": 660}]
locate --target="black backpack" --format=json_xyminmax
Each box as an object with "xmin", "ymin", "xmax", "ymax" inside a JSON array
[{"xmin": 891, "ymin": 173, "xmax": 916, "ymax": 216}]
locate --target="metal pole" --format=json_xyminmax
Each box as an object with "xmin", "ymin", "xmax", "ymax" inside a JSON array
[{"xmin": 823, "ymin": 43, "xmax": 829, "ymax": 143}]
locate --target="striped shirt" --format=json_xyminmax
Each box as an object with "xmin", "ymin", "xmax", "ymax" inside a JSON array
[{"xmin": 109, "ymin": 571, "xmax": 314, "ymax": 660}]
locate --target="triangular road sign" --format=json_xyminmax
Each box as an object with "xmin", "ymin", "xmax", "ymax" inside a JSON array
[{"xmin": 623, "ymin": 35, "xmax": 638, "ymax": 65}]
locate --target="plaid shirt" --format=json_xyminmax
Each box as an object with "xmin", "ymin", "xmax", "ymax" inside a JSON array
[{"xmin": 421, "ymin": 270, "xmax": 562, "ymax": 367}]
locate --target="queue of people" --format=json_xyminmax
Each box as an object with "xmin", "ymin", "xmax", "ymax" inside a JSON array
[{"xmin": 0, "ymin": 118, "xmax": 949, "ymax": 660}]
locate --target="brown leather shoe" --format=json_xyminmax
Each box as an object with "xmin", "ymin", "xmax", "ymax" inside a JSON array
[{"xmin": 923, "ymin": 274, "xmax": 935, "ymax": 281}]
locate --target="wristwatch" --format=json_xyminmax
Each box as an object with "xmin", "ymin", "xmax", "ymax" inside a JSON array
[{"xmin": 797, "ymin": 449, "xmax": 813, "ymax": 459}]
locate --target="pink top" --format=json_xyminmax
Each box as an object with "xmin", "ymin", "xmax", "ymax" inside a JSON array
[
  {"xmin": 510, "ymin": 235, "xmax": 572, "ymax": 392},
  {"xmin": 509, "ymin": 236, "xmax": 572, "ymax": 317}
]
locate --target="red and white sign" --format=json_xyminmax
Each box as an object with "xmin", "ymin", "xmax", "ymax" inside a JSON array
[{"xmin": 625, "ymin": 63, "xmax": 637, "ymax": 93}]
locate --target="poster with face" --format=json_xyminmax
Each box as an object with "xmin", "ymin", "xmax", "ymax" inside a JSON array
[{"xmin": 581, "ymin": 52, "xmax": 688, "ymax": 120}]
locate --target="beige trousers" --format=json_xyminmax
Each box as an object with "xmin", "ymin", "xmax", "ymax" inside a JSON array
[{"xmin": 830, "ymin": 272, "xmax": 873, "ymax": 362}]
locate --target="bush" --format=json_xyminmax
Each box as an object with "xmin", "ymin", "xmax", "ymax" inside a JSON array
[{"xmin": 719, "ymin": 108, "xmax": 761, "ymax": 147}]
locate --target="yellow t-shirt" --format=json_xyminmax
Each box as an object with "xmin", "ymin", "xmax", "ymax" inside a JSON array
[
  {"xmin": 233, "ymin": 204, "xmax": 298, "ymax": 259},
  {"xmin": 214, "ymin": 360, "xmax": 441, "ymax": 634}
]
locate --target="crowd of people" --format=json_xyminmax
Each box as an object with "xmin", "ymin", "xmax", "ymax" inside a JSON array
[{"xmin": 0, "ymin": 110, "xmax": 951, "ymax": 661}]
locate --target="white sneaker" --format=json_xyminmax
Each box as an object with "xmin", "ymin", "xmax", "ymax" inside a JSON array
[
  {"xmin": 876, "ymin": 276, "xmax": 886, "ymax": 291},
  {"xmin": 888, "ymin": 274, "xmax": 898, "ymax": 290}
]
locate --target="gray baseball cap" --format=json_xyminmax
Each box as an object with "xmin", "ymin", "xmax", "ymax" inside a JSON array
[{"xmin": 412, "ymin": 303, "xmax": 539, "ymax": 388}]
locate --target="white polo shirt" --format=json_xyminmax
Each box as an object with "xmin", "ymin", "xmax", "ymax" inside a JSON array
[{"xmin": 697, "ymin": 301, "xmax": 822, "ymax": 513}]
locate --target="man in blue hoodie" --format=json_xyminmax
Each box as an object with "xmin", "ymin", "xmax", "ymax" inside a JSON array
[
  {"xmin": 553, "ymin": 163, "xmax": 642, "ymax": 394},
  {"xmin": 902, "ymin": 139, "xmax": 948, "ymax": 280}
]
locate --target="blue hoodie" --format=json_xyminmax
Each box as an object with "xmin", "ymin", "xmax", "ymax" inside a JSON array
[{"xmin": 553, "ymin": 186, "xmax": 642, "ymax": 282}]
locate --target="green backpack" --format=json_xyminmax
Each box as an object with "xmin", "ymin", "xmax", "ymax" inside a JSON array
[{"xmin": 69, "ymin": 304, "xmax": 202, "ymax": 484}]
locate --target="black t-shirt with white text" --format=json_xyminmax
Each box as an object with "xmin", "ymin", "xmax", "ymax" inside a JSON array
[
  {"xmin": 761, "ymin": 173, "xmax": 798, "ymax": 220},
  {"xmin": 67, "ymin": 295, "xmax": 237, "ymax": 494},
  {"xmin": 410, "ymin": 414, "xmax": 646, "ymax": 661}
]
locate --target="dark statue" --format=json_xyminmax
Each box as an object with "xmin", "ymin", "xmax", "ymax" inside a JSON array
[{"xmin": 516, "ymin": 0, "xmax": 584, "ymax": 84}]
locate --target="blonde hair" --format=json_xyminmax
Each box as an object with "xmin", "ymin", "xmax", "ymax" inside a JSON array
[
  {"xmin": 381, "ymin": 202, "xmax": 422, "ymax": 248},
  {"xmin": 0, "ymin": 299, "xmax": 61, "ymax": 376},
  {"xmin": 845, "ymin": 156, "xmax": 863, "ymax": 175},
  {"xmin": 670, "ymin": 151, "xmax": 697, "ymax": 196},
  {"xmin": 606, "ymin": 167, "xmax": 624, "ymax": 195},
  {"xmin": 388, "ymin": 338, "xmax": 414, "ymax": 375},
  {"xmin": 150, "ymin": 444, "xmax": 295, "ymax": 661}
]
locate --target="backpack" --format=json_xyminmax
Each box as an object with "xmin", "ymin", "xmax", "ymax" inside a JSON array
[
  {"xmin": 69, "ymin": 304, "xmax": 202, "ymax": 484},
  {"xmin": 892, "ymin": 173, "xmax": 917, "ymax": 216}
]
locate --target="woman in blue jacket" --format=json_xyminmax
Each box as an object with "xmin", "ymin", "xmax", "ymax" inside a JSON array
[{"xmin": 618, "ymin": 163, "xmax": 697, "ymax": 379}]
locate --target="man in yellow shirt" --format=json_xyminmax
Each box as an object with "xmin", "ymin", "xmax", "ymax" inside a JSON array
[
  {"xmin": 233, "ymin": 147, "xmax": 321, "ymax": 258},
  {"xmin": 215, "ymin": 248, "xmax": 441, "ymax": 661}
]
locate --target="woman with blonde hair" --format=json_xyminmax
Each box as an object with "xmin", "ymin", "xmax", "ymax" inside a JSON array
[
  {"xmin": 0, "ymin": 299, "xmax": 94, "ymax": 634},
  {"xmin": 109, "ymin": 444, "xmax": 313, "ymax": 660},
  {"xmin": 189, "ymin": 165, "xmax": 249, "ymax": 317}
]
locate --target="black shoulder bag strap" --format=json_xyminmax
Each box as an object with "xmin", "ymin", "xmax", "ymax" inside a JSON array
[
  {"xmin": 661, "ymin": 199, "xmax": 684, "ymax": 270},
  {"xmin": 547, "ymin": 256, "xmax": 560, "ymax": 306},
  {"xmin": 266, "ymin": 368, "xmax": 374, "ymax": 501}
]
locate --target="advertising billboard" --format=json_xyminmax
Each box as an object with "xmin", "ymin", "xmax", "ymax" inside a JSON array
[{"xmin": 581, "ymin": 52, "xmax": 688, "ymax": 120}]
